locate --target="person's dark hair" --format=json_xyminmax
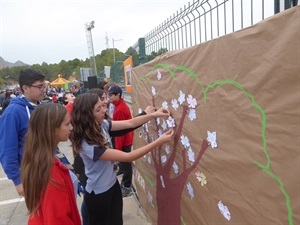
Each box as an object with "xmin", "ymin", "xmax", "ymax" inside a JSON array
[
  {"xmin": 70, "ymin": 93, "xmax": 107, "ymax": 154},
  {"xmin": 98, "ymin": 80, "xmax": 108, "ymax": 90},
  {"xmin": 62, "ymin": 92, "xmax": 71, "ymax": 105},
  {"xmin": 19, "ymin": 69, "xmax": 45, "ymax": 92},
  {"xmin": 87, "ymin": 88, "xmax": 109, "ymax": 119},
  {"xmin": 87, "ymin": 88, "xmax": 104, "ymax": 98}
]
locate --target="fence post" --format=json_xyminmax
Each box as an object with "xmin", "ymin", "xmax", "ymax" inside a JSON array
[{"xmin": 138, "ymin": 38, "xmax": 147, "ymax": 64}]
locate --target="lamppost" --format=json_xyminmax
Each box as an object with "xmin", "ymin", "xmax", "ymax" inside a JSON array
[
  {"xmin": 85, "ymin": 21, "xmax": 97, "ymax": 76},
  {"xmin": 112, "ymin": 38, "xmax": 123, "ymax": 63}
]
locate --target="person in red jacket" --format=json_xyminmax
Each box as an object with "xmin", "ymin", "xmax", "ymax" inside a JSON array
[
  {"xmin": 107, "ymin": 85, "xmax": 134, "ymax": 197},
  {"xmin": 21, "ymin": 103, "xmax": 81, "ymax": 225},
  {"xmin": 62, "ymin": 92, "xmax": 76, "ymax": 116}
]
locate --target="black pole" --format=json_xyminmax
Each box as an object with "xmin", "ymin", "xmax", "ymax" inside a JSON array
[{"xmin": 274, "ymin": 0, "xmax": 280, "ymax": 14}]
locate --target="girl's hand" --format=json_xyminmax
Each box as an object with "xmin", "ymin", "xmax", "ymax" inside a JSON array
[
  {"xmin": 158, "ymin": 129, "xmax": 174, "ymax": 143},
  {"xmin": 153, "ymin": 107, "xmax": 170, "ymax": 118},
  {"xmin": 144, "ymin": 105, "xmax": 156, "ymax": 114}
]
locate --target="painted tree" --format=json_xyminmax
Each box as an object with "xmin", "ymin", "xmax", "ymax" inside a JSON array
[{"xmin": 133, "ymin": 64, "xmax": 294, "ymax": 225}]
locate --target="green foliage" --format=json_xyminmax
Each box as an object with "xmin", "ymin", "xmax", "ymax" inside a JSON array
[
  {"xmin": 0, "ymin": 47, "xmax": 167, "ymax": 84},
  {"xmin": 147, "ymin": 48, "xmax": 169, "ymax": 62}
]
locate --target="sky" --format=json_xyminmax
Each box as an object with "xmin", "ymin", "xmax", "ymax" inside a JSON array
[{"xmin": 0, "ymin": 0, "xmax": 190, "ymax": 65}]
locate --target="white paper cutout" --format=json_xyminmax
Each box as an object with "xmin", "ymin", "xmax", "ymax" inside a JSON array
[
  {"xmin": 187, "ymin": 94, "xmax": 197, "ymax": 108},
  {"xmin": 158, "ymin": 129, "xmax": 163, "ymax": 137},
  {"xmin": 218, "ymin": 201, "xmax": 231, "ymax": 221},
  {"xmin": 161, "ymin": 155, "xmax": 167, "ymax": 164},
  {"xmin": 160, "ymin": 175, "xmax": 165, "ymax": 188},
  {"xmin": 138, "ymin": 108, "xmax": 143, "ymax": 114},
  {"xmin": 188, "ymin": 108, "xmax": 197, "ymax": 121},
  {"xmin": 207, "ymin": 130, "xmax": 218, "ymax": 149},
  {"xmin": 171, "ymin": 99, "xmax": 179, "ymax": 110},
  {"xmin": 148, "ymin": 191, "xmax": 154, "ymax": 207},
  {"xmin": 151, "ymin": 86, "xmax": 156, "ymax": 96},
  {"xmin": 178, "ymin": 90, "xmax": 185, "ymax": 105},
  {"xmin": 165, "ymin": 145, "xmax": 171, "ymax": 154},
  {"xmin": 156, "ymin": 117, "xmax": 160, "ymax": 125},
  {"xmin": 161, "ymin": 119, "xmax": 167, "ymax": 130},
  {"xmin": 172, "ymin": 161, "xmax": 179, "ymax": 174},
  {"xmin": 180, "ymin": 135, "xmax": 190, "ymax": 148},
  {"xmin": 166, "ymin": 116, "xmax": 175, "ymax": 128},
  {"xmin": 187, "ymin": 147, "xmax": 195, "ymax": 163},
  {"xmin": 135, "ymin": 170, "xmax": 146, "ymax": 191},
  {"xmin": 157, "ymin": 69, "xmax": 162, "ymax": 80},
  {"xmin": 143, "ymin": 123, "xmax": 149, "ymax": 132},
  {"xmin": 162, "ymin": 101, "xmax": 168, "ymax": 109},
  {"xmin": 187, "ymin": 182, "xmax": 194, "ymax": 199}
]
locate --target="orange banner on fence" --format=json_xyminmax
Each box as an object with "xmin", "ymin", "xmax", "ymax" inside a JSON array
[{"xmin": 123, "ymin": 56, "xmax": 132, "ymax": 93}]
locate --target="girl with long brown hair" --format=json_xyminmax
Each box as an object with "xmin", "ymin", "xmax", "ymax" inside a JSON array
[
  {"xmin": 21, "ymin": 103, "xmax": 81, "ymax": 225},
  {"xmin": 70, "ymin": 92, "xmax": 174, "ymax": 225}
]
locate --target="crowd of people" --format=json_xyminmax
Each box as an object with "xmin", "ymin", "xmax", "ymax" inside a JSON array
[{"xmin": 0, "ymin": 68, "xmax": 174, "ymax": 225}]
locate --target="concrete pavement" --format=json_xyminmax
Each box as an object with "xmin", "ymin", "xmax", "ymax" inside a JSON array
[{"xmin": 0, "ymin": 140, "xmax": 151, "ymax": 225}]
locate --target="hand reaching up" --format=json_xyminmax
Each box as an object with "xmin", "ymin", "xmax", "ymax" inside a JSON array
[
  {"xmin": 153, "ymin": 107, "xmax": 170, "ymax": 119},
  {"xmin": 144, "ymin": 105, "xmax": 156, "ymax": 114},
  {"xmin": 157, "ymin": 129, "xmax": 174, "ymax": 144}
]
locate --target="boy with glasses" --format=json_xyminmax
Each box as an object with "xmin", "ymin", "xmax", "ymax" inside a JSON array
[{"xmin": 0, "ymin": 68, "xmax": 46, "ymax": 196}]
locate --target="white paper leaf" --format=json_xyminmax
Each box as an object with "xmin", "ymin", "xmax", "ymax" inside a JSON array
[
  {"xmin": 187, "ymin": 94, "xmax": 197, "ymax": 108},
  {"xmin": 156, "ymin": 117, "xmax": 160, "ymax": 125},
  {"xmin": 158, "ymin": 129, "xmax": 163, "ymax": 137},
  {"xmin": 162, "ymin": 119, "xmax": 167, "ymax": 130},
  {"xmin": 171, "ymin": 99, "xmax": 179, "ymax": 110},
  {"xmin": 187, "ymin": 182, "xmax": 194, "ymax": 199},
  {"xmin": 151, "ymin": 86, "xmax": 156, "ymax": 96},
  {"xmin": 207, "ymin": 130, "xmax": 218, "ymax": 149},
  {"xmin": 157, "ymin": 70, "xmax": 162, "ymax": 80},
  {"xmin": 165, "ymin": 145, "xmax": 171, "ymax": 154},
  {"xmin": 218, "ymin": 201, "xmax": 231, "ymax": 221},
  {"xmin": 178, "ymin": 90, "xmax": 185, "ymax": 105},
  {"xmin": 187, "ymin": 147, "xmax": 195, "ymax": 163},
  {"xmin": 188, "ymin": 108, "xmax": 197, "ymax": 121},
  {"xmin": 172, "ymin": 161, "xmax": 179, "ymax": 174},
  {"xmin": 162, "ymin": 101, "xmax": 168, "ymax": 109},
  {"xmin": 160, "ymin": 175, "xmax": 165, "ymax": 188},
  {"xmin": 166, "ymin": 116, "xmax": 175, "ymax": 128},
  {"xmin": 180, "ymin": 135, "xmax": 190, "ymax": 148}
]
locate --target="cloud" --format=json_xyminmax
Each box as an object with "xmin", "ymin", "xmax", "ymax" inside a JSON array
[{"xmin": 1, "ymin": 0, "xmax": 189, "ymax": 64}]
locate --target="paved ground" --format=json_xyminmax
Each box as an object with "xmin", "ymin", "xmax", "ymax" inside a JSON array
[{"xmin": 0, "ymin": 140, "xmax": 151, "ymax": 225}]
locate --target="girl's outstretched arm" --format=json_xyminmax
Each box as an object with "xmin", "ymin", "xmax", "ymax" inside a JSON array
[
  {"xmin": 100, "ymin": 129, "xmax": 174, "ymax": 162},
  {"xmin": 110, "ymin": 107, "xmax": 170, "ymax": 131}
]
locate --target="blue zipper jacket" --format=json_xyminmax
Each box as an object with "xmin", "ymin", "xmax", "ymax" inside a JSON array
[{"xmin": 0, "ymin": 97, "xmax": 36, "ymax": 185}]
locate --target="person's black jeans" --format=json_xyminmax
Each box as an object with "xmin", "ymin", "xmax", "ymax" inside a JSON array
[
  {"xmin": 119, "ymin": 145, "xmax": 132, "ymax": 187},
  {"xmin": 84, "ymin": 180, "xmax": 123, "ymax": 225}
]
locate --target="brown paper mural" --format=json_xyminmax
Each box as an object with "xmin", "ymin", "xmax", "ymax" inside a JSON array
[{"xmin": 130, "ymin": 6, "xmax": 299, "ymax": 225}]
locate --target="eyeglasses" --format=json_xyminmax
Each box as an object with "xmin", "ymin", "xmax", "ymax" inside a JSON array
[{"xmin": 29, "ymin": 84, "xmax": 47, "ymax": 91}]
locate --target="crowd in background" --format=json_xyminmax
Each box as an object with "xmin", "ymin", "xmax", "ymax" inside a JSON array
[{"xmin": 0, "ymin": 68, "xmax": 174, "ymax": 225}]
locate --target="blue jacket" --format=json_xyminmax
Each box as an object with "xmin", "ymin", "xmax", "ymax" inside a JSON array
[{"xmin": 0, "ymin": 97, "xmax": 36, "ymax": 185}]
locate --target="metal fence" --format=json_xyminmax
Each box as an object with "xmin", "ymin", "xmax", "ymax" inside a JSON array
[{"xmin": 132, "ymin": 0, "xmax": 298, "ymax": 55}]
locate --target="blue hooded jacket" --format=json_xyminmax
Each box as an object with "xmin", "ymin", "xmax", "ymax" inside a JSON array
[{"xmin": 0, "ymin": 97, "xmax": 36, "ymax": 185}]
